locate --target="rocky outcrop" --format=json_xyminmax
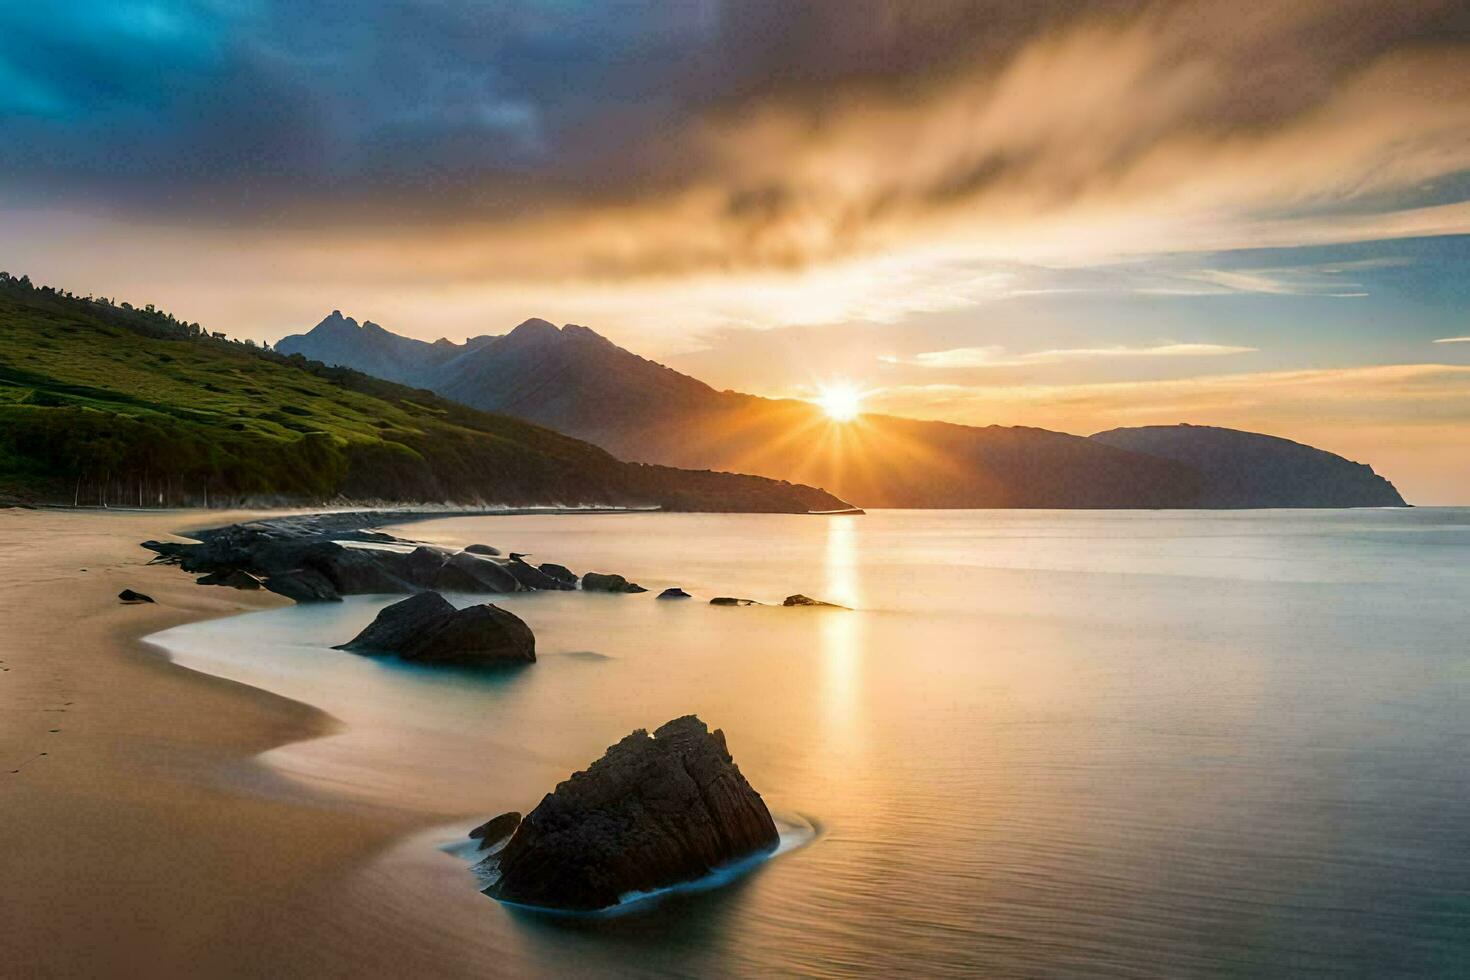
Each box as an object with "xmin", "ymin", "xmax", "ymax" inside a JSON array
[
  {"xmin": 335, "ymin": 592, "xmax": 535, "ymax": 666},
  {"xmin": 710, "ymin": 597, "xmax": 759, "ymax": 606},
  {"xmin": 582, "ymin": 572, "xmax": 645, "ymax": 593},
  {"xmin": 479, "ymin": 716, "xmax": 778, "ymax": 911},
  {"xmin": 263, "ymin": 569, "xmax": 341, "ymax": 602},
  {"xmin": 464, "ymin": 543, "xmax": 501, "ymax": 556},
  {"xmin": 658, "ymin": 587, "xmax": 692, "ymax": 599},
  {"xmin": 782, "ymin": 594, "xmax": 846, "ymax": 608},
  {"xmin": 196, "ymin": 569, "xmax": 262, "ymax": 590},
  {"xmin": 433, "ymin": 552, "xmax": 519, "ymax": 593}
]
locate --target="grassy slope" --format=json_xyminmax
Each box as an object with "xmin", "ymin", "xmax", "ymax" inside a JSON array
[{"xmin": 0, "ymin": 279, "xmax": 845, "ymax": 512}]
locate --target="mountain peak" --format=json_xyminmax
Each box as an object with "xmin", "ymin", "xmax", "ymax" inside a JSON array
[
  {"xmin": 312, "ymin": 309, "xmax": 360, "ymax": 331},
  {"xmin": 506, "ymin": 317, "xmax": 560, "ymax": 340}
]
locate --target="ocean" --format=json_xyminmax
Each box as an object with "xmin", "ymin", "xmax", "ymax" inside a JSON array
[{"xmin": 147, "ymin": 508, "xmax": 1470, "ymax": 977}]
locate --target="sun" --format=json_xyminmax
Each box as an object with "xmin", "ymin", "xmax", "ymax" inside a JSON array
[{"xmin": 815, "ymin": 383, "xmax": 863, "ymax": 422}]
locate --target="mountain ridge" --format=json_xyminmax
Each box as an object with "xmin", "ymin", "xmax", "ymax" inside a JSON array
[
  {"xmin": 277, "ymin": 313, "xmax": 1408, "ymax": 509},
  {"xmin": 0, "ymin": 274, "xmax": 852, "ymax": 513}
]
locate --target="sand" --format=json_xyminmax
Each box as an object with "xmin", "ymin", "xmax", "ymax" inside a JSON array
[{"xmin": 0, "ymin": 508, "xmax": 466, "ymax": 977}]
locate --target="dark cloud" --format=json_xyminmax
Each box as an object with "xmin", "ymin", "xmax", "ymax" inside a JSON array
[{"xmin": 2, "ymin": 1, "xmax": 1469, "ymax": 273}]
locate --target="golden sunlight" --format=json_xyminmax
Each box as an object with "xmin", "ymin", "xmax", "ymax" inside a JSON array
[{"xmin": 815, "ymin": 383, "xmax": 863, "ymax": 422}]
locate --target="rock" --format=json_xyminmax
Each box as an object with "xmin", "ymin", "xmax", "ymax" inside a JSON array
[
  {"xmin": 375, "ymin": 546, "xmax": 451, "ymax": 589},
  {"xmin": 195, "ymin": 569, "xmax": 262, "ymax": 590},
  {"xmin": 263, "ymin": 568, "xmax": 342, "ymax": 603},
  {"xmin": 336, "ymin": 591, "xmax": 454, "ymax": 653},
  {"xmin": 470, "ymin": 811, "xmax": 522, "ymax": 851},
  {"xmin": 302, "ymin": 542, "xmax": 414, "ymax": 594},
  {"xmin": 434, "ymin": 552, "xmax": 519, "ymax": 593},
  {"xmin": 505, "ymin": 558, "xmax": 573, "ymax": 591},
  {"xmin": 335, "ymin": 592, "xmax": 535, "ymax": 666},
  {"xmin": 509, "ymin": 552, "xmax": 530, "ymax": 561},
  {"xmin": 479, "ymin": 716, "xmax": 778, "ymax": 911},
  {"xmin": 538, "ymin": 563, "xmax": 578, "ymax": 587},
  {"xmin": 464, "ymin": 543, "xmax": 501, "ymax": 556},
  {"xmin": 118, "ymin": 589, "xmax": 155, "ymax": 604},
  {"xmin": 710, "ymin": 597, "xmax": 760, "ymax": 606},
  {"xmin": 781, "ymin": 594, "xmax": 847, "ymax": 609},
  {"xmin": 581, "ymin": 571, "xmax": 627, "ymax": 592},
  {"xmin": 582, "ymin": 572, "xmax": 646, "ymax": 594},
  {"xmin": 658, "ymin": 587, "xmax": 692, "ymax": 599}
]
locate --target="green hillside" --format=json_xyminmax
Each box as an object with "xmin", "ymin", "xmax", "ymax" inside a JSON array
[{"xmin": 0, "ymin": 273, "xmax": 847, "ymax": 512}]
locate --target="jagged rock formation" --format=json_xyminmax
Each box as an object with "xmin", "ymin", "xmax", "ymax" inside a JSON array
[
  {"xmin": 334, "ymin": 591, "xmax": 535, "ymax": 666},
  {"xmin": 1090, "ymin": 425, "xmax": 1407, "ymax": 508},
  {"xmin": 478, "ymin": 716, "xmax": 778, "ymax": 910}
]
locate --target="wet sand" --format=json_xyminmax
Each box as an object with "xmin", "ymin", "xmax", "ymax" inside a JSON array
[{"xmin": 0, "ymin": 508, "xmax": 468, "ymax": 977}]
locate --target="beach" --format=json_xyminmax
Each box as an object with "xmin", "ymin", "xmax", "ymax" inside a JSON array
[
  {"xmin": 0, "ymin": 508, "xmax": 438, "ymax": 977},
  {"xmin": 6, "ymin": 506, "xmax": 1469, "ymax": 977}
]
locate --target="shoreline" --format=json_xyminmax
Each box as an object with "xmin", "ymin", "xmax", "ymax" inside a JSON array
[{"xmin": 0, "ymin": 506, "xmax": 541, "ymax": 976}]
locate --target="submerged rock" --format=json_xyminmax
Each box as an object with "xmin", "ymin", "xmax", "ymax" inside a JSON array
[
  {"xmin": 479, "ymin": 715, "xmax": 778, "ymax": 911},
  {"xmin": 658, "ymin": 587, "xmax": 692, "ymax": 599},
  {"xmin": 118, "ymin": 589, "xmax": 155, "ymax": 604},
  {"xmin": 335, "ymin": 591, "xmax": 535, "ymax": 666},
  {"xmin": 781, "ymin": 594, "xmax": 847, "ymax": 609},
  {"xmin": 710, "ymin": 597, "xmax": 760, "ymax": 606},
  {"xmin": 581, "ymin": 572, "xmax": 646, "ymax": 594}
]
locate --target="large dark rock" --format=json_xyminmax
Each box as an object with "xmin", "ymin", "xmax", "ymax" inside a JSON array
[
  {"xmin": 581, "ymin": 571, "xmax": 645, "ymax": 593},
  {"xmin": 335, "ymin": 592, "xmax": 535, "ymax": 666},
  {"xmin": 658, "ymin": 587, "xmax": 692, "ymax": 599},
  {"xmin": 263, "ymin": 568, "xmax": 342, "ymax": 603},
  {"xmin": 479, "ymin": 715, "xmax": 778, "ymax": 911}
]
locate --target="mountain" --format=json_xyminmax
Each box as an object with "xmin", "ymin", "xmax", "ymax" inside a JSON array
[
  {"xmin": 279, "ymin": 314, "xmax": 1409, "ymax": 509},
  {"xmin": 275, "ymin": 311, "xmax": 495, "ymax": 386},
  {"xmin": 1090, "ymin": 425, "xmax": 1406, "ymax": 507},
  {"xmin": 0, "ymin": 274, "xmax": 849, "ymax": 513}
]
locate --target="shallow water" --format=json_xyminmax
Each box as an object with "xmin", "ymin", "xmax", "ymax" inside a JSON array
[{"xmin": 149, "ymin": 509, "xmax": 1470, "ymax": 977}]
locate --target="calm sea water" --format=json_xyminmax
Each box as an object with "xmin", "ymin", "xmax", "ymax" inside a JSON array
[{"xmin": 150, "ymin": 509, "xmax": 1470, "ymax": 978}]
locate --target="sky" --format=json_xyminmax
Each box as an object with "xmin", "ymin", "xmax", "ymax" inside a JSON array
[{"xmin": 2, "ymin": 0, "xmax": 1469, "ymax": 502}]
